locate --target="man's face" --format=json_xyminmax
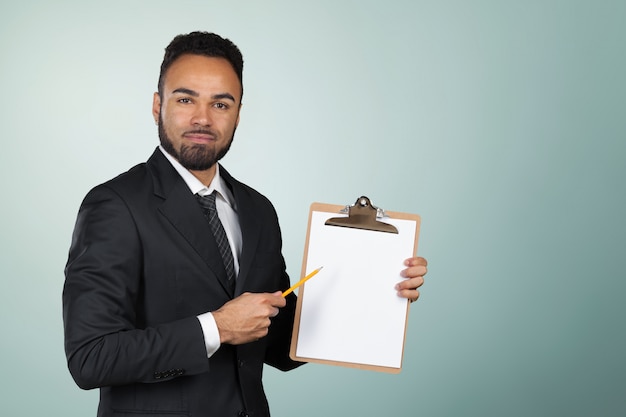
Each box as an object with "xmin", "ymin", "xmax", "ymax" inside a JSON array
[{"xmin": 153, "ymin": 54, "xmax": 242, "ymax": 171}]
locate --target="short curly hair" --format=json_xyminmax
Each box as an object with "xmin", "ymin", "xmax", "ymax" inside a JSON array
[{"xmin": 157, "ymin": 31, "xmax": 244, "ymax": 98}]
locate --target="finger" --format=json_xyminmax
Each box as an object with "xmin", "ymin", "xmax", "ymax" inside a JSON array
[
  {"xmin": 268, "ymin": 293, "xmax": 287, "ymax": 308},
  {"xmin": 401, "ymin": 264, "xmax": 427, "ymax": 278},
  {"xmin": 397, "ymin": 288, "xmax": 420, "ymax": 303},
  {"xmin": 395, "ymin": 276, "xmax": 424, "ymax": 291},
  {"xmin": 405, "ymin": 256, "xmax": 427, "ymax": 267}
]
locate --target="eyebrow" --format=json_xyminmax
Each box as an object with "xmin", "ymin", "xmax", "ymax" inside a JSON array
[{"xmin": 172, "ymin": 88, "xmax": 236, "ymax": 102}]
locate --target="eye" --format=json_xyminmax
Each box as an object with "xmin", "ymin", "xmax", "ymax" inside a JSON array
[
  {"xmin": 177, "ymin": 97, "xmax": 192, "ymax": 104},
  {"xmin": 213, "ymin": 102, "xmax": 229, "ymax": 110}
]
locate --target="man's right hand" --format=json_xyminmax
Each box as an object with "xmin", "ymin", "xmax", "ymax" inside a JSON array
[{"xmin": 212, "ymin": 292, "xmax": 286, "ymax": 345}]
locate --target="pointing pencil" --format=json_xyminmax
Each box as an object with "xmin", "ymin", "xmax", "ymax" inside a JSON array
[{"xmin": 282, "ymin": 266, "xmax": 324, "ymax": 297}]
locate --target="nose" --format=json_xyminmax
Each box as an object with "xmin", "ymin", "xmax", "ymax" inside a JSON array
[{"xmin": 191, "ymin": 103, "xmax": 212, "ymax": 127}]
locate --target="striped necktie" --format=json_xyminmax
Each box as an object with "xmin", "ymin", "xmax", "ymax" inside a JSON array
[{"xmin": 196, "ymin": 191, "xmax": 236, "ymax": 288}]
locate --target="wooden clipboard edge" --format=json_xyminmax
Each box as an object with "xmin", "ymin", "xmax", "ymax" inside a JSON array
[{"xmin": 289, "ymin": 202, "xmax": 421, "ymax": 373}]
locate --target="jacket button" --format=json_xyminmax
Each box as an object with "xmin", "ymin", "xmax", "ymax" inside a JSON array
[{"xmin": 238, "ymin": 412, "xmax": 249, "ymax": 417}]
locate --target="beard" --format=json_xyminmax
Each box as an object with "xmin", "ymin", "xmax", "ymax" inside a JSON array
[{"xmin": 158, "ymin": 115, "xmax": 235, "ymax": 171}]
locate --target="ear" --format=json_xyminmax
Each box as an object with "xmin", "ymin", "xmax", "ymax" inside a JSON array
[
  {"xmin": 152, "ymin": 92, "xmax": 161, "ymax": 124},
  {"xmin": 235, "ymin": 103, "xmax": 242, "ymax": 128}
]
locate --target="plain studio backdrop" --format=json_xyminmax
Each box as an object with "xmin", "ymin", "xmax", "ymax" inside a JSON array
[{"xmin": 1, "ymin": 1, "xmax": 624, "ymax": 416}]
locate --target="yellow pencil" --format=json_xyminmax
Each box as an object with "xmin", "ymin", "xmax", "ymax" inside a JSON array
[{"xmin": 282, "ymin": 266, "xmax": 324, "ymax": 297}]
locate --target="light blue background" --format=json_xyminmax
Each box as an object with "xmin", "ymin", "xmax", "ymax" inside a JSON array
[{"xmin": 1, "ymin": 1, "xmax": 624, "ymax": 416}]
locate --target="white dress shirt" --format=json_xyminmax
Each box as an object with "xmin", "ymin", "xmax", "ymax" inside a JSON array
[{"xmin": 159, "ymin": 146, "xmax": 242, "ymax": 357}]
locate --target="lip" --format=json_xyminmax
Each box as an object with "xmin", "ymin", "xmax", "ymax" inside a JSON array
[{"xmin": 184, "ymin": 132, "xmax": 216, "ymax": 143}]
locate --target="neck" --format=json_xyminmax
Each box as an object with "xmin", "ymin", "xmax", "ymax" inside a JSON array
[{"xmin": 189, "ymin": 165, "xmax": 217, "ymax": 187}]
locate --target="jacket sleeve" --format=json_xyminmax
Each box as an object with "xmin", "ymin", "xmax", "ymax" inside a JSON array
[
  {"xmin": 62, "ymin": 185, "xmax": 210, "ymax": 390},
  {"xmin": 258, "ymin": 206, "xmax": 305, "ymax": 372},
  {"xmin": 264, "ymin": 288, "xmax": 305, "ymax": 371}
]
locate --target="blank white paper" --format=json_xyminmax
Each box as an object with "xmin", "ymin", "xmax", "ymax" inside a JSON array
[{"xmin": 295, "ymin": 211, "xmax": 417, "ymax": 369}]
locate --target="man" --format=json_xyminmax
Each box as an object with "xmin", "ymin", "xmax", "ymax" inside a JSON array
[{"xmin": 63, "ymin": 32, "xmax": 428, "ymax": 417}]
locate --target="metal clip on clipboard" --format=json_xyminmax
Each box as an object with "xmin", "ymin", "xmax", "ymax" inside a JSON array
[{"xmin": 324, "ymin": 196, "xmax": 398, "ymax": 234}]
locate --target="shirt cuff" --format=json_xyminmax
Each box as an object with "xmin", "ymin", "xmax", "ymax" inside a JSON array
[{"xmin": 197, "ymin": 312, "xmax": 221, "ymax": 358}]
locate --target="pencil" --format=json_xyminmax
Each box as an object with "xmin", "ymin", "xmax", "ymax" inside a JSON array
[{"xmin": 282, "ymin": 266, "xmax": 324, "ymax": 297}]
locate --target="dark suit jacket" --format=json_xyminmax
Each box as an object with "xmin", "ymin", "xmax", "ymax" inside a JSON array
[{"xmin": 63, "ymin": 148, "xmax": 302, "ymax": 417}]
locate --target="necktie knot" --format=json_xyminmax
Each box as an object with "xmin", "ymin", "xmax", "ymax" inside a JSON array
[{"xmin": 196, "ymin": 191, "xmax": 219, "ymax": 223}]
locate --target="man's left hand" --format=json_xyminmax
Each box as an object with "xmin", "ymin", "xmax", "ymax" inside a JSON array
[{"xmin": 396, "ymin": 256, "xmax": 428, "ymax": 303}]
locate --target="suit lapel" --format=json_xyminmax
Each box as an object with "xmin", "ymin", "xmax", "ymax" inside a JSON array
[
  {"xmin": 221, "ymin": 167, "xmax": 261, "ymax": 295},
  {"xmin": 148, "ymin": 149, "xmax": 234, "ymax": 297}
]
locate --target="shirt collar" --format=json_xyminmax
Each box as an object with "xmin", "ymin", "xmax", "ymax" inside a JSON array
[{"xmin": 158, "ymin": 145, "xmax": 236, "ymax": 209}]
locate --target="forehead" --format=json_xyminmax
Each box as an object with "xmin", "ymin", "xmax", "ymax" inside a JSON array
[{"xmin": 163, "ymin": 54, "xmax": 242, "ymax": 97}]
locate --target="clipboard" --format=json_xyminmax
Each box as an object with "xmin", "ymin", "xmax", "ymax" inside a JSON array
[{"xmin": 289, "ymin": 196, "xmax": 421, "ymax": 373}]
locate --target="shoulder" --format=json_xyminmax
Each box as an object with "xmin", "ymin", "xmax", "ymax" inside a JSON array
[
  {"xmin": 220, "ymin": 165, "xmax": 279, "ymax": 219},
  {"xmin": 84, "ymin": 148, "xmax": 174, "ymax": 201},
  {"xmin": 221, "ymin": 165, "xmax": 273, "ymax": 201},
  {"xmin": 84, "ymin": 162, "xmax": 149, "ymax": 202}
]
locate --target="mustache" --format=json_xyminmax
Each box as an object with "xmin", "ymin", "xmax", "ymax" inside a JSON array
[{"xmin": 183, "ymin": 128, "xmax": 218, "ymax": 137}]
